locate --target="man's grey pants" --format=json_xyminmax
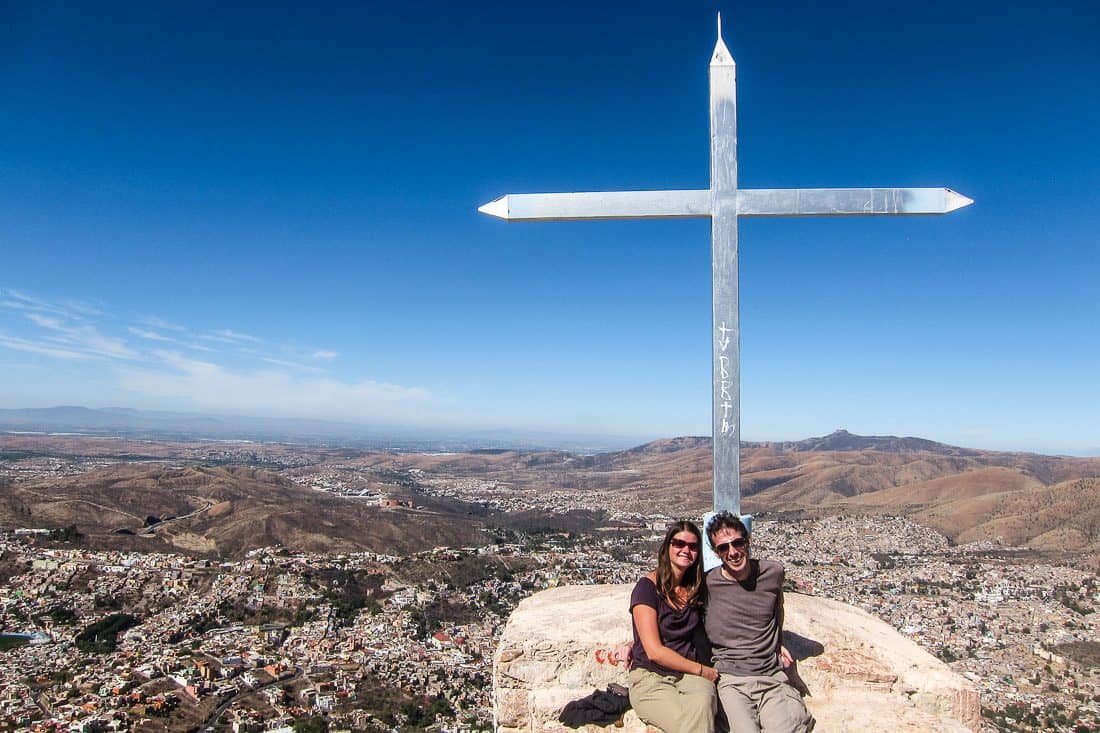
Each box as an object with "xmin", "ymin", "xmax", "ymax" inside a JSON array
[{"xmin": 716, "ymin": 670, "xmax": 813, "ymax": 733}]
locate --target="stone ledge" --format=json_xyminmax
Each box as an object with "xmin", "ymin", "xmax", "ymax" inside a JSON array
[{"xmin": 493, "ymin": 585, "xmax": 979, "ymax": 733}]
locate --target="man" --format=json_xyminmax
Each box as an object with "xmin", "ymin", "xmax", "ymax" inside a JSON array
[{"xmin": 704, "ymin": 512, "xmax": 814, "ymax": 733}]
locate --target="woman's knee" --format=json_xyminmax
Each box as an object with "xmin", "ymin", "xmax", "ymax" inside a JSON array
[
  {"xmin": 683, "ymin": 687, "xmax": 717, "ymax": 716},
  {"xmin": 678, "ymin": 682, "xmax": 717, "ymax": 733}
]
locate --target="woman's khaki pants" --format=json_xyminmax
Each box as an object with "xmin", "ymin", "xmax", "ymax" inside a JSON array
[{"xmin": 628, "ymin": 666, "xmax": 716, "ymax": 733}]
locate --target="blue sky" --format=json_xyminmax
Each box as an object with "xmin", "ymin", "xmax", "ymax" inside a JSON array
[{"xmin": 1, "ymin": 1, "xmax": 1097, "ymax": 454}]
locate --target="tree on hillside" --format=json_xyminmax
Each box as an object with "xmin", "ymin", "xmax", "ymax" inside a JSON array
[
  {"xmin": 75, "ymin": 613, "xmax": 138, "ymax": 654},
  {"xmin": 292, "ymin": 716, "xmax": 328, "ymax": 733}
]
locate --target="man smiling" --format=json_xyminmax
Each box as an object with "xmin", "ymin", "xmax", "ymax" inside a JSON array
[{"xmin": 704, "ymin": 512, "xmax": 814, "ymax": 733}]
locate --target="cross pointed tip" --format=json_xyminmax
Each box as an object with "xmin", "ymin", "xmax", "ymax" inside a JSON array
[
  {"xmin": 478, "ymin": 195, "xmax": 509, "ymax": 219},
  {"xmin": 944, "ymin": 189, "xmax": 974, "ymax": 212},
  {"xmin": 711, "ymin": 13, "xmax": 734, "ymax": 65}
]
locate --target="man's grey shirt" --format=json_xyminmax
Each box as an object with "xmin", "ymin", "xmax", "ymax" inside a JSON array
[{"xmin": 704, "ymin": 559, "xmax": 785, "ymax": 676}]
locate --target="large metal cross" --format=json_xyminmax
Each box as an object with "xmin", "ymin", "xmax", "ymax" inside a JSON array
[{"xmin": 478, "ymin": 17, "xmax": 972, "ymax": 517}]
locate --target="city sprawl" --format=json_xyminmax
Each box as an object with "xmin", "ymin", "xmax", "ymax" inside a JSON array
[{"xmin": 0, "ymin": 444, "xmax": 1097, "ymax": 733}]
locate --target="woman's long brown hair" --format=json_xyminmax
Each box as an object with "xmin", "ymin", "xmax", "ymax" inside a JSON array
[{"xmin": 654, "ymin": 520, "xmax": 704, "ymax": 607}]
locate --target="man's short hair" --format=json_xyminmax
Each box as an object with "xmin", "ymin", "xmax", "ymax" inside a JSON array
[{"xmin": 706, "ymin": 511, "xmax": 749, "ymax": 548}]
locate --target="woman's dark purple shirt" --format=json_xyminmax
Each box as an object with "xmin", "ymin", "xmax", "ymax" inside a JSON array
[{"xmin": 628, "ymin": 576, "xmax": 704, "ymax": 676}]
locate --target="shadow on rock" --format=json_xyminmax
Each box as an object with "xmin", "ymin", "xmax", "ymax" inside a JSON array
[
  {"xmin": 783, "ymin": 630, "xmax": 825, "ymax": 661},
  {"xmin": 783, "ymin": 630, "xmax": 825, "ymax": 697}
]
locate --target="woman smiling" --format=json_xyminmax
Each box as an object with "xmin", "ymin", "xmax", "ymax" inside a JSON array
[{"xmin": 627, "ymin": 520, "xmax": 718, "ymax": 733}]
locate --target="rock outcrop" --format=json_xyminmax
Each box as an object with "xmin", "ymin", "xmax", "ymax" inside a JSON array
[{"xmin": 494, "ymin": 585, "xmax": 979, "ymax": 732}]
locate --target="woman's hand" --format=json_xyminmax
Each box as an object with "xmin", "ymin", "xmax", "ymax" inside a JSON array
[
  {"xmin": 700, "ymin": 664, "xmax": 720, "ymax": 683},
  {"xmin": 613, "ymin": 642, "xmax": 633, "ymax": 666}
]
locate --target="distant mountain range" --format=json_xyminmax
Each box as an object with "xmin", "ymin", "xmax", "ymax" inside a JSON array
[
  {"xmin": 613, "ymin": 435, "xmax": 1100, "ymax": 564},
  {"xmin": 2, "ymin": 428, "xmax": 1098, "ymax": 563},
  {"xmin": 777, "ymin": 429, "xmax": 983, "ymax": 456},
  {"xmin": 7, "ymin": 406, "xmax": 1088, "ymax": 457},
  {"xmin": 0, "ymin": 406, "xmax": 641, "ymax": 453},
  {"xmin": 629, "ymin": 431, "xmax": 985, "ymax": 456}
]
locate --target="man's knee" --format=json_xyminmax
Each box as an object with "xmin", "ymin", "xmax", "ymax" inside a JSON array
[
  {"xmin": 758, "ymin": 683, "xmax": 813, "ymax": 733},
  {"xmin": 716, "ymin": 680, "xmax": 758, "ymax": 732}
]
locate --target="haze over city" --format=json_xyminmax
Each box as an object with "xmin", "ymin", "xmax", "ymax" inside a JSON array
[{"xmin": 2, "ymin": 2, "xmax": 1097, "ymax": 455}]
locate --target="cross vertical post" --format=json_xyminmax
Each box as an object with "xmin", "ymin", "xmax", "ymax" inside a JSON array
[{"xmin": 709, "ymin": 23, "xmax": 740, "ymax": 515}]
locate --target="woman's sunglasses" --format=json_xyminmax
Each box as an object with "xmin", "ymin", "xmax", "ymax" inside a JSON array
[{"xmin": 669, "ymin": 538, "xmax": 700, "ymax": 552}]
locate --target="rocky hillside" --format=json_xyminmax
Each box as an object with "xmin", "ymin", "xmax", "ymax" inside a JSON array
[{"xmin": 1, "ymin": 463, "xmax": 484, "ymax": 558}]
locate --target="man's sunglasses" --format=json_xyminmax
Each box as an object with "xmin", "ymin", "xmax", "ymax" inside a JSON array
[
  {"xmin": 669, "ymin": 538, "xmax": 700, "ymax": 552},
  {"xmin": 713, "ymin": 537, "xmax": 748, "ymax": 555}
]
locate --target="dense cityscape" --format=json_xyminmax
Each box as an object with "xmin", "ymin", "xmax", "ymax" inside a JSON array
[{"xmin": 0, "ymin": 449, "xmax": 1097, "ymax": 733}]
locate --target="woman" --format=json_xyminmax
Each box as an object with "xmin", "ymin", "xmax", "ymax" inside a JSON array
[{"xmin": 627, "ymin": 520, "xmax": 718, "ymax": 733}]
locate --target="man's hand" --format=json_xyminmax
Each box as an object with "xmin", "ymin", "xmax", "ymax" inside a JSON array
[{"xmin": 778, "ymin": 645, "xmax": 793, "ymax": 669}]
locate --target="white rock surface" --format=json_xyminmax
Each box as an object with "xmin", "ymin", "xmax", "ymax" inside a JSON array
[{"xmin": 494, "ymin": 585, "xmax": 979, "ymax": 733}]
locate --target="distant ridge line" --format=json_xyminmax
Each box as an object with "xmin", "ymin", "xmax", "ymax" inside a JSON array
[
  {"xmin": 0, "ymin": 407, "xmax": 1092, "ymax": 457},
  {"xmin": 629, "ymin": 430, "xmax": 981, "ymax": 457},
  {"xmin": 777, "ymin": 429, "xmax": 981, "ymax": 456}
]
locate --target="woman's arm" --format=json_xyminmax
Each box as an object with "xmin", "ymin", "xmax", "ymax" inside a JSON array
[{"xmin": 632, "ymin": 604, "xmax": 719, "ymax": 682}]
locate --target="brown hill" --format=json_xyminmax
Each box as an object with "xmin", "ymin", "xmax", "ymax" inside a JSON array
[
  {"xmin": 318, "ymin": 435, "xmax": 1100, "ymax": 561},
  {"xmin": 377, "ymin": 435, "xmax": 1100, "ymax": 551},
  {"xmin": 411, "ymin": 435, "xmax": 1100, "ymax": 558},
  {"xmin": 823, "ymin": 467, "xmax": 1100, "ymax": 560},
  {"xmin": 843, "ymin": 466, "xmax": 1042, "ymax": 508},
  {"xmin": 1, "ymin": 464, "xmax": 484, "ymax": 558},
  {"xmin": 917, "ymin": 477, "xmax": 1100, "ymax": 552}
]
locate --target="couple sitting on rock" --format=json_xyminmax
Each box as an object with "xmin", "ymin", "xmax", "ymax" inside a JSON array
[{"xmin": 627, "ymin": 513, "xmax": 814, "ymax": 733}]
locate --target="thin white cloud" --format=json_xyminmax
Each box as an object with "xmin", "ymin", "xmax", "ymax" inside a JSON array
[
  {"xmin": 128, "ymin": 327, "xmax": 175, "ymax": 343},
  {"xmin": 118, "ymin": 351, "xmax": 431, "ymax": 420},
  {"xmin": 0, "ymin": 331, "xmax": 96, "ymax": 360},
  {"xmin": 4, "ymin": 289, "xmax": 421, "ymax": 422},
  {"xmin": 203, "ymin": 328, "xmax": 263, "ymax": 345},
  {"xmin": 26, "ymin": 313, "xmax": 63, "ymax": 330},
  {"xmin": 1, "ymin": 289, "xmax": 47, "ymax": 307},
  {"xmin": 1, "ymin": 289, "xmax": 83, "ymax": 319},
  {"xmin": 60, "ymin": 298, "xmax": 104, "ymax": 318},
  {"xmin": 138, "ymin": 315, "xmax": 187, "ymax": 333},
  {"xmin": 1, "ymin": 289, "xmax": 102, "ymax": 320},
  {"xmin": 258, "ymin": 356, "xmax": 326, "ymax": 373},
  {"xmin": 24, "ymin": 312, "xmax": 136, "ymax": 360},
  {"xmin": 127, "ymin": 326, "xmax": 214, "ymax": 352}
]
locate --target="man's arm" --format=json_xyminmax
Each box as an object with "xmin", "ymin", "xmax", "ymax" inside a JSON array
[
  {"xmin": 776, "ymin": 566, "xmax": 793, "ymax": 669},
  {"xmin": 776, "ymin": 567, "xmax": 785, "ymax": 640}
]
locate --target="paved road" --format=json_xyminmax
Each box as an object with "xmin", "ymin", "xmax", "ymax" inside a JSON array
[
  {"xmin": 140, "ymin": 501, "xmax": 214, "ymax": 535},
  {"xmin": 201, "ymin": 669, "xmax": 303, "ymax": 730}
]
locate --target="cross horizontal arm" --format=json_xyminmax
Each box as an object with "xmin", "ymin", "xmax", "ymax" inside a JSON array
[
  {"xmin": 737, "ymin": 188, "xmax": 973, "ymax": 217},
  {"xmin": 478, "ymin": 190, "xmax": 711, "ymax": 221},
  {"xmin": 479, "ymin": 187, "xmax": 973, "ymax": 222}
]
